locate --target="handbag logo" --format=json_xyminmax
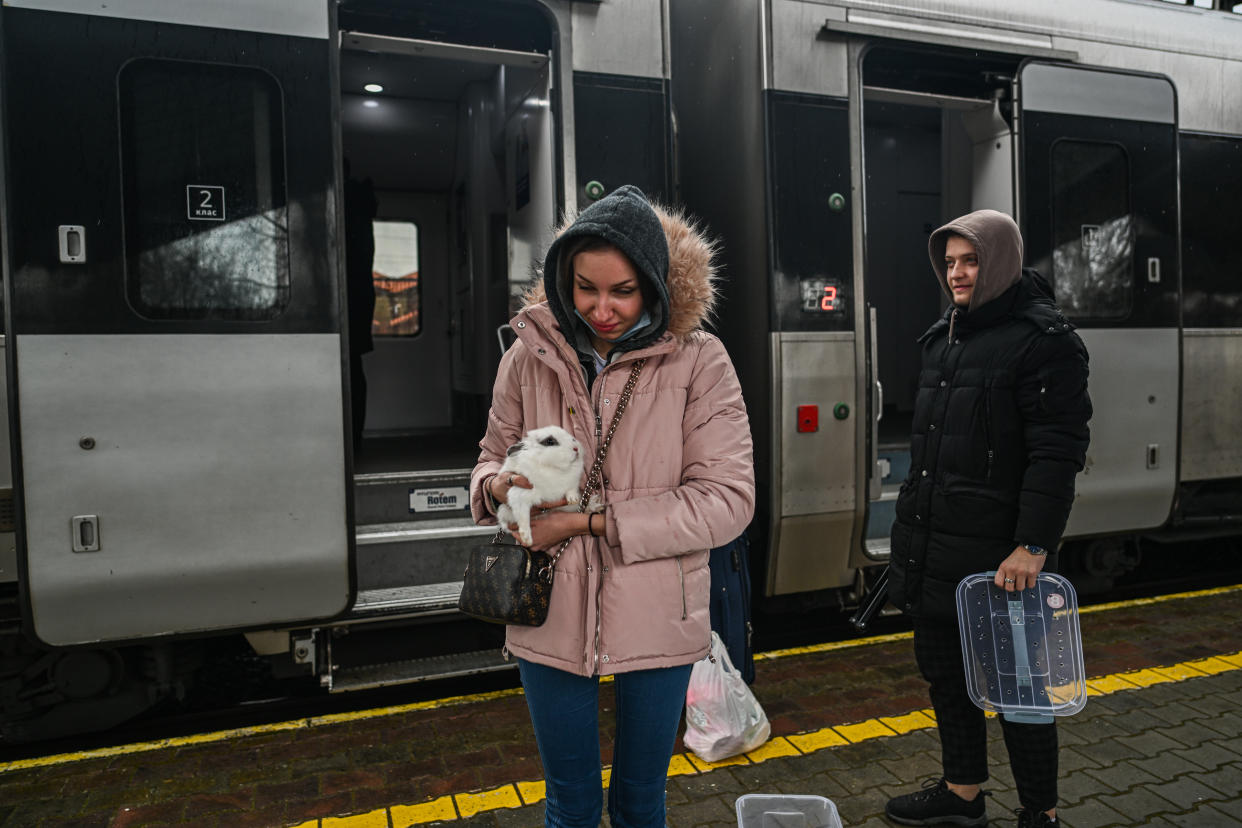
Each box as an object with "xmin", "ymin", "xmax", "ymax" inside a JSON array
[{"xmin": 485, "ymin": 554, "xmax": 500, "ymax": 572}]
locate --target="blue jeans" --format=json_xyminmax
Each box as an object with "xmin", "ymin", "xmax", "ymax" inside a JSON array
[{"xmin": 518, "ymin": 658, "xmax": 693, "ymax": 828}]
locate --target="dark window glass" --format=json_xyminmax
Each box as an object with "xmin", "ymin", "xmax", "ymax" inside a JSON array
[
  {"xmin": 1050, "ymin": 140, "xmax": 1132, "ymax": 319},
  {"xmin": 119, "ymin": 59, "xmax": 289, "ymax": 320},
  {"xmin": 1181, "ymin": 133, "xmax": 1242, "ymax": 327},
  {"xmin": 768, "ymin": 93, "xmax": 854, "ymax": 332},
  {"xmin": 573, "ymin": 72, "xmax": 669, "ymax": 204}
]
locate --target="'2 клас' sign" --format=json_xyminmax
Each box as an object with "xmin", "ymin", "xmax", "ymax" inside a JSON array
[{"xmin": 187, "ymin": 185, "xmax": 226, "ymax": 221}]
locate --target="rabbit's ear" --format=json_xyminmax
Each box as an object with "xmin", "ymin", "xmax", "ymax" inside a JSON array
[{"xmin": 506, "ymin": 440, "xmax": 524, "ymax": 457}]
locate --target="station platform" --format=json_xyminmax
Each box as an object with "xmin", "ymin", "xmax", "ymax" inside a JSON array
[{"xmin": 2, "ymin": 584, "xmax": 1241, "ymax": 828}]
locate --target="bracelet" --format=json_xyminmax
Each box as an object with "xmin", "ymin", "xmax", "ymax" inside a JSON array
[
  {"xmin": 588, "ymin": 513, "xmax": 599, "ymax": 538},
  {"xmin": 482, "ymin": 475, "xmax": 500, "ymax": 513}
]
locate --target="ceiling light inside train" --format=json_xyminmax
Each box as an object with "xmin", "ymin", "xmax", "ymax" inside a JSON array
[
  {"xmin": 364, "ymin": 83, "xmax": 383, "ymax": 93},
  {"xmin": 363, "ymin": 99, "xmax": 379, "ymax": 108}
]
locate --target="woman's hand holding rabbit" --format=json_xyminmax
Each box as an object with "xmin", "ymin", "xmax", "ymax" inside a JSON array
[
  {"xmin": 508, "ymin": 509, "xmax": 591, "ymax": 551},
  {"xmin": 490, "ymin": 473, "xmax": 530, "ymax": 505}
]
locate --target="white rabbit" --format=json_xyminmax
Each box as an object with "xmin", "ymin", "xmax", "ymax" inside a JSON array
[{"xmin": 497, "ymin": 425, "xmax": 584, "ymax": 546}]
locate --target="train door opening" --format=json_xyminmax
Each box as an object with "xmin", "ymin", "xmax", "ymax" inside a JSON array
[
  {"xmin": 330, "ymin": 2, "xmax": 560, "ymax": 683},
  {"xmin": 858, "ymin": 45, "xmax": 1021, "ymax": 557}
]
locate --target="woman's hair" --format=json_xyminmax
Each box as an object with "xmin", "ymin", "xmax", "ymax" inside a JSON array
[{"xmin": 564, "ymin": 235, "xmax": 658, "ymax": 309}]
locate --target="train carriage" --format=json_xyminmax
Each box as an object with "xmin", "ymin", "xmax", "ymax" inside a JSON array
[
  {"xmin": 0, "ymin": 0, "xmax": 675, "ymax": 741},
  {"xmin": 670, "ymin": 0, "xmax": 1242, "ymax": 601},
  {"xmin": 0, "ymin": 0, "xmax": 1240, "ymax": 744}
]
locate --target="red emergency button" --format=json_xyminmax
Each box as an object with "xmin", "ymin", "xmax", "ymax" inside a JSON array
[{"xmin": 796, "ymin": 404, "xmax": 819, "ymax": 433}]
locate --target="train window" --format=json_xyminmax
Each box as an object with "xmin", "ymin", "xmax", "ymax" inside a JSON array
[
  {"xmin": 1049, "ymin": 140, "xmax": 1133, "ymax": 320},
  {"xmin": 1181, "ymin": 133, "xmax": 1242, "ymax": 327},
  {"xmin": 119, "ymin": 59, "xmax": 289, "ymax": 321},
  {"xmin": 372, "ymin": 221, "xmax": 421, "ymax": 337}
]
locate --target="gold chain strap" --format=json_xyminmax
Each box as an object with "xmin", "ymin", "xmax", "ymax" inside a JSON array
[{"xmin": 542, "ymin": 358, "xmax": 646, "ymax": 576}]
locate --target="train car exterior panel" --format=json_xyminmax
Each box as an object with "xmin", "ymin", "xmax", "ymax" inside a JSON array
[
  {"xmin": 804, "ymin": 0, "xmax": 1242, "ymax": 62},
  {"xmin": 19, "ymin": 334, "xmax": 350, "ymax": 646},
  {"xmin": 2, "ymin": 0, "xmax": 330, "ymax": 39},
  {"xmin": 1052, "ymin": 39, "xmax": 1238, "ymax": 135},
  {"xmin": 1061, "ymin": 328, "xmax": 1179, "ymax": 538},
  {"xmin": 0, "ymin": 342, "xmax": 12, "ymax": 586},
  {"xmin": 1180, "ymin": 330, "xmax": 1242, "ymax": 483},
  {"xmin": 669, "ymin": 0, "xmax": 773, "ymax": 543},
  {"xmin": 770, "ymin": 1, "xmax": 849, "ymax": 97},
  {"xmin": 571, "ymin": 0, "xmax": 667, "ymax": 80},
  {"xmin": 771, "ymin": 333, "xmax": 857, "ymax": 593}
]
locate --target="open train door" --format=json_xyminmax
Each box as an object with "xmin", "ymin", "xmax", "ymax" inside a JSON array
[
  {"xmin": 1015, "ymin": 62, "xmax": 1180, "ymax": 537},
  {"xmin": 1, "ymin": 1, "xmax": 351, "ymax": 645}
]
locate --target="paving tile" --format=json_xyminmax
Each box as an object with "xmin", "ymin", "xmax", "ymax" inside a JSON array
[
  {"xmin": 1095, "ymin": 786, "xmax": 1178, "ymax": 823},
  {"xmin": 1147, "ymin": 776, "xmax": 1223, "ymax": 810},
  {"xmin": 1054, "ymin": 797, "xmax": 1129, "ymax": 827},
  {"xmin": 1187, "ymin": 763, "xmax": 1242, "ymax": 799},
  {"xmin": 1162, "ymin": 801, "xmax": 1242, "ymax": 826},
  {"xmin": 1170, "ymin": 740, "xmax": 1242, "ymax": 771}
]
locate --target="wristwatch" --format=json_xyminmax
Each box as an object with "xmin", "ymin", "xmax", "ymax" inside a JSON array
[{"xmin": 1020, "ymin": 543, "xmax": 1048, "ymax": 556}]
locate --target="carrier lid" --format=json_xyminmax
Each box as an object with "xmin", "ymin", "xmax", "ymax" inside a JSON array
[
  {"xmin": 735, "ymin": 794, "xmax": 842, "ymax": 828},
  {"xmin": 956, "ymin": 572, "xmax": 1087, "ymax": 724}
]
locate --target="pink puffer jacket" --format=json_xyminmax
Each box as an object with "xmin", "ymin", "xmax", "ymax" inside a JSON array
[{"xmin": 469, "ymin": 205, "xmax": 755, "ymax": 677}]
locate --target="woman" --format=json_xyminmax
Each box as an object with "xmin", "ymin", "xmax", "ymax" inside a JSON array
[{"xmin": 470, "ymin": 185, "xmax": 755, "ymax": 827}]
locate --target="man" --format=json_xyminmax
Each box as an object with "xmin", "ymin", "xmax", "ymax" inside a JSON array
[{"xmin": 885, "ymin": 210, "xmax": 1091, "ymax": 828}]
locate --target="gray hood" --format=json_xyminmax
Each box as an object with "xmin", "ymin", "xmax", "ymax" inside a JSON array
[
  {"xmin": 928, "ymin": 209, "xmax": 1023, "ymax": 313},
  {"xmin": 541, "ymin": 185, "xmax": 670, "ymax": 356}
]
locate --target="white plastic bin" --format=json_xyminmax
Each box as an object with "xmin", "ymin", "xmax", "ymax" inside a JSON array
[{"xmin": 735, "ymin": 794, "xmax": 842, "ymax": 828}]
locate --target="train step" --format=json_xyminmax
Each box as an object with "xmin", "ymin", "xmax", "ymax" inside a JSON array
[
  {"xmin": 354, "ymin": 516, "xmax": 495, "ymax": 592},
  {"xmin": 328, "ymin": 648, "xmax": 511, "ymax": 692},
  {"xmin": 354, "ymin": 468, "xmax": 474, "ymax": 526}
]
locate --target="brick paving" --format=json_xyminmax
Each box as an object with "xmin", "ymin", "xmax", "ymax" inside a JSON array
[{"xmin": 0, "ymin": 587, "xmax": 1240, "ymax": 827}]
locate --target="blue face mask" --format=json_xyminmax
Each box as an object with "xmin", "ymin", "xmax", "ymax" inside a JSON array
[{"xmin": 574, "ymin": 308, "xmax": 653, "ymax": 344}]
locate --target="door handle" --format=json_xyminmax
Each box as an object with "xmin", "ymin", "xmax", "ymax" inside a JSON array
[{"xmin": 72, "ymin": 515, "xmax": 100, "ymax": 552}]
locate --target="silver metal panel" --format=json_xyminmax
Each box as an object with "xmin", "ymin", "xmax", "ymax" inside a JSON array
[
  {"xmin": 356, "ymin": 519, "xmax": 496, "ymax": 545},
  {"xmin": 802, "ymin": 0, "xmax": 1242, "ymax": 62},
  {"xmin": 341, "ymin": 34, "xmax": 548, "ymax": 68},
  {"xmin": 777, "ymin": 333, "xmax": 857, "ymax": 517},
  {"xmin": 1180, "ymin": 330, "xmax": 1242, "ymax": 482},
  {"xmin": 770, "ymin": 0, "xmax": 849, "ymax": 96},
  {"xmin": 0, "ymin": 339, "xmax": 13, "ymax": 585},
  {"xmin": 825, "ymin": 8, "xmax": 1075, "ymax": 61},
  {"xmin": 571, "ymin": 0, "xmax": 666, "ymax": 78},
  {"xmin": 771, "ymin": 512, "xmax": 855, "ymax": 594},
  {"xmin": 1053, "ymin": 37, "xmax": 1238, "ymax": 135},
  {"xmin": 19, "ymin": 334, "xmax": 349, "ymax": 645},
  {"xmin": 1063, "ymin": 328, "xmax": 1178, "ymax": 538},
  {"xmin": 4, "ymin": 0, "xmax": 329, "ymax": 38},
  {"xmin": 1021, "ymin": 63, "xmax": 1174, "ymax": 124}
]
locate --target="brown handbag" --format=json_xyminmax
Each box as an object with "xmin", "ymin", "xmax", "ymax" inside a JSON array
[{"xmin": 459, "ymin": 359, "xmax": 645, "ymax": 626}]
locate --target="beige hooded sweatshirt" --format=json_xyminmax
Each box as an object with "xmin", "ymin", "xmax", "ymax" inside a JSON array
[{"xmin": 928, "ymin": 208, "xmax": 1024, "ymax": 314}]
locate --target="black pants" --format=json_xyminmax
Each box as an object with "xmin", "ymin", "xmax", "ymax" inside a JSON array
[{"xmin": 914, "ymin": 619, "xmax": 1058, "ymax": 812}]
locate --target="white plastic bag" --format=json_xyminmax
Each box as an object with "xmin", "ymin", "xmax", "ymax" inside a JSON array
[{"xmin": 683, "ymin": 631, "xmax": 770, "ymax": 762}]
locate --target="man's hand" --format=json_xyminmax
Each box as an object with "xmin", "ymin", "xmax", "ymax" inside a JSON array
[{"xmin": 994, "ymin": 546, "xmax": 1047, "ymax": 592}]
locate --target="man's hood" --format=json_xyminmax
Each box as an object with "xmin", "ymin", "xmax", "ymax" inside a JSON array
[
  {"xmin": 928, "ymin": 209, "xmax": 1023, "ymax": 313},
  {"xmin": 524, "ymin": 185, "xmax": 718, "ymax": 347}
]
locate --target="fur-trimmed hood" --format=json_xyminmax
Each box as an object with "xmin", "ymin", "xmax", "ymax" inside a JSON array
[{"xmin": 522, "ymin": 185, "xmax": 718, "ymax": 347}]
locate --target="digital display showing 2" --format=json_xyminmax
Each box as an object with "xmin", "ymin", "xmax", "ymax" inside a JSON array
[{"xmin": 800, "ymin": 278, "xmax": 845, "ymax": 314}]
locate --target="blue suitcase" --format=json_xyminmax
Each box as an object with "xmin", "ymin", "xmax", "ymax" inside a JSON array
[{"xmin": 708, "ymin": 533, "xmax": 755, "ymax": 684}]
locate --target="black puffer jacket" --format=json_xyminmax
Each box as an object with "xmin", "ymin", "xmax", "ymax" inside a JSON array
[{"xmin": 889, "ymin": 229, "xmax": 1091, "ymax": 619}]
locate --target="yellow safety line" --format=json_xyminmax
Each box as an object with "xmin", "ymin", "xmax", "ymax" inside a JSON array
[
  {"xmin": 294, "ymin": 646, "xmax": 1242, "ymax": 828},
  {"xmin": 2, "ymin": 581, "xmax": 1239, "ymax": 777}
]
